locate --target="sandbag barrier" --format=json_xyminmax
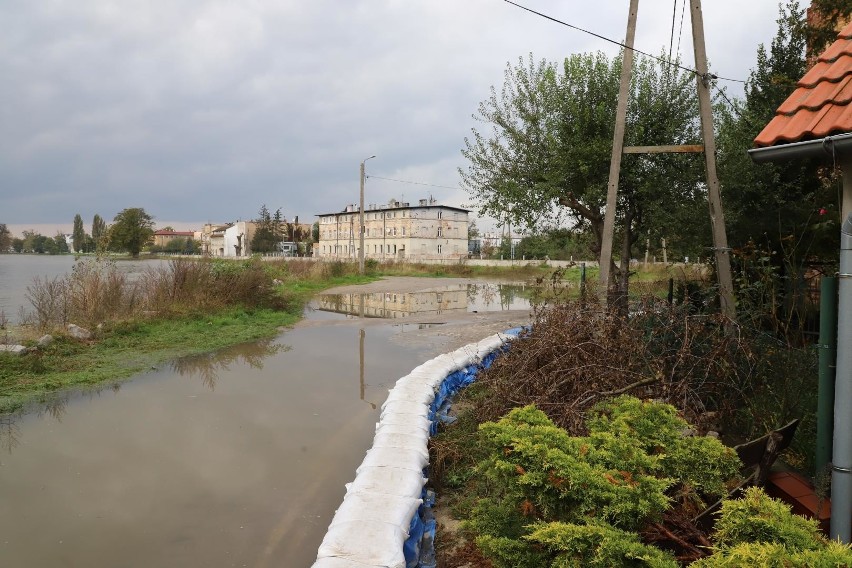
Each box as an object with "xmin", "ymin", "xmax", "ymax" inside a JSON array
[{"xmin": 312, "ymin": 328, "xmax": 523, "ymax": 568}]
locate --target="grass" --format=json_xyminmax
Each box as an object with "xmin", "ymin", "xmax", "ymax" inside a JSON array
[{"xmin": 0, "ymin": 308, "xmax": 298, "ymax": 412}]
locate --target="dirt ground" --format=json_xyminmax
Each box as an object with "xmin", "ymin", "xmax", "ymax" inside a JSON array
[{"xmin": 297, "ymin": 276, "xmax": 533, "ymax": 357}]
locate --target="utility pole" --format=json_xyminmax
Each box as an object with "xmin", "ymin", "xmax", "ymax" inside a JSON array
[
  {"xmin": 359, "ymin": 155, "xmax": 375, "ymax": 274},
  {"xmin": 598, "ymin": 0, "xmax": 639, "ymax": 301},
  {"xmin": 689, "ymin": 0, "xmax": 736, "ymax": 320},
  {"xmin": 597, "ymin": 0, "xmax": 736, "ymax": 321}
]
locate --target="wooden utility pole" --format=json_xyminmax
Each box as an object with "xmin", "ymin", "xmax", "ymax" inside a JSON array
[
  {"xmin": 598, "ymin": 0, "xmax": 639, "ymax": 298},
  {"xmin": 598, "ymin": 0, "xmax": 736, "ymax": 321},
  {"xmin": 689, "ymin": 0, "xmax": 735, "ymax": 320}
]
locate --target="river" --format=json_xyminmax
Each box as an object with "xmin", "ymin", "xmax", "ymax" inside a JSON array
[{"xmin": 0, "ymin": 257, "xmax": 531, "ymax": 567}]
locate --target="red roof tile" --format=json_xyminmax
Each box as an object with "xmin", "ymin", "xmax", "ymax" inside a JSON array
[{"xmin": 755, "ymin": 20, "xmax": 852, "ymax": 147}]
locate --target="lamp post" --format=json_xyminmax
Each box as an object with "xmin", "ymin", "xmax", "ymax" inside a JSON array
[{"xmin": 359, "ymin": 155, "xmax": 376, "ymax": 275}]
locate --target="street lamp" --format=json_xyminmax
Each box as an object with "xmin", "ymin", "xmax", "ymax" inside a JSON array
[{"xmin": 359, "ymin": 155, "xmax": 376, "ymax": 275}]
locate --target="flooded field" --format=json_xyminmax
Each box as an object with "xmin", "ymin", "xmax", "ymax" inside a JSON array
[
  {"xmin": 0, "ymin": 277, "xmax": 531, "ymax": 567},
  {"xmin": 315, "ymin": 281, "xmax": 531, "ymax": 318}
]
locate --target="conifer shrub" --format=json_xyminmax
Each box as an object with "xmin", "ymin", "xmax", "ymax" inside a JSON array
[
  {"xmin": 691, "ymin": 487, "xmax": 852, "ymax": 566},
  {"xmin": 461, "ymin": 398, "xmax": 740, "ymax": 567}
]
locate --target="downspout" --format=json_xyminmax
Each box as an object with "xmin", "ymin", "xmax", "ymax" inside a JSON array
[{"xmin": 831, "ymin": 212, "xmax": 852, "ymax": 542}]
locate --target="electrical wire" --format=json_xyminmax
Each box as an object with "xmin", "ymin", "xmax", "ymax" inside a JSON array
[
  {"xmin": 501, "ymin": 0, "xmax": 747, "ymax": 83},
  {"xmin": 367, "ymin": 175, "xmax": 461, "ymax": 191}
]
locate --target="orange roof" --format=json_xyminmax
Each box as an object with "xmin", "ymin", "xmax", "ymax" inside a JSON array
[{"xmin": 754, "ymin": 21, "xmax": 852, "ymax": 147}]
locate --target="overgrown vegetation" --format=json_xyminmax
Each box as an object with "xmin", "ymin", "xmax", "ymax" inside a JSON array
[{"xmin": 434, "ymin": 396, "xmax": 848, "ymax": 566}]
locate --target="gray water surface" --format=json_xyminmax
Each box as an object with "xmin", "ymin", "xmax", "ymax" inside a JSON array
[{"xmin": 0, "ymin": 309, "xmax": 436, "ymax": 567}]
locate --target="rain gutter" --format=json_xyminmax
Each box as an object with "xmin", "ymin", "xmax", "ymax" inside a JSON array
[{"xmin": 748, "ymin": 133, "xmax": 852, "ymax": 163}]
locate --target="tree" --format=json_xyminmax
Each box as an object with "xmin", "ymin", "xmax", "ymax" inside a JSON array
[
  {"xmin": 0, "ymin": 224, "xmax": 11, "ymax": 252},
  {"xmin": 251, "ymin": 204, "xmax": 283, "ymax": 253},
  {"xmin": 468, "ymin": 220, "xmax": 480, "ymax": 240},
  {"xmin": 92, "ymin": 214, "xmax": 107, "ymax": 251},
  {"xmin": 109, "ymin": 208, "xmax": 155, "ymax": 257},
  {"xmin": 460, "ymin": 52, "xmax": 706, "ymax": 295},
  {"xmin": 52, "ymin": 232, "xmax": 69, "ymax": 254},
  {"xmin": 72, "ymin": 214, "xmax": 85, "ymax": 253},
  {"xmin": 807, "ymin": 0, "xmax": 852, "ymax": 56},
  {"xmin": 717, "ymin": 1, "xmax": 837, "ymax": 333}
]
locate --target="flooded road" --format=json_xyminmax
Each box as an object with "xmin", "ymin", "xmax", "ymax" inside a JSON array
[{"xmin": 0, "ymin": 278, "xmax": 531, "ymax": 567}]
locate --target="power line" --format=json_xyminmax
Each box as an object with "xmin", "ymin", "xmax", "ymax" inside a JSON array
[
  {"xmin": 366, "ymin": 175, "xmax": 461, "ymax": 191},
  {"xmin": 501, "ymin": 0, "xmax": 746, "ymax": 84}
]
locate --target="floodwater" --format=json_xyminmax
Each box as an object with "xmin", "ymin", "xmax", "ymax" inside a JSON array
[
  {"xmin": 0, "ymin": 272, "xmax": 528, "ymax": 567},
  {"xmin": 0, "ymin": 255, "xmax": 168, "ymax": 324},
  {"xmin": 314, "ymin": 282, "xmax": 531, "ymax": 318}
]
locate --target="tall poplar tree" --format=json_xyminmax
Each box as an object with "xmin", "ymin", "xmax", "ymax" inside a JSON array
[
  {"xmin": 92, "ymin": 214, "xmax": 106, "ymax": 251},
  {"xmin": 72, "ymin": 214, "xmax": 85, "ymax": 253}
]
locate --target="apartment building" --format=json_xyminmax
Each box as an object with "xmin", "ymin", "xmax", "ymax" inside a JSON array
[{"xmin": 315, "ymin": 198, "xmax": 469, "ymax": 260}]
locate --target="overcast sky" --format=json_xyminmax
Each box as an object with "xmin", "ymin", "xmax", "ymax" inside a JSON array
[{"xmin": 1, "ymin": 0, "xmax": 784, "ymax": 236}]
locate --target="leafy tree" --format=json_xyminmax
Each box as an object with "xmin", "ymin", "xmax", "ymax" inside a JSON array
[
  {"xmin": 807, "ymin": 0, "xmax": 852, "ymax": 56},
  {"xmin": 312, "ymin": 221, "xmax": 320, "ymax": 243},
  {"xmin": 251, "ymin": 204, "xmax": 283, "ymax": 253},
  {"xmin": 72, "ymin": 214, "xmax": 85, "ymax": 253},
  {"xmin": 716, "ymin": 0, "xmax": 837, "ymax": 339},
  {"xmin": 11, "ymin": 237, "xmax": 24, "ymax": 253},
  {"xmin": 109, "ymin": 208, "xmax": 155, "ymax": 257},
  {"xmin": 468, "ymin": 219, "xmax": 480, "ymax": 240},
  {"xmin": 515, "ymin": 228, "xmax": 595, "ymax": 260},
  {"xmin": 460, "ymin": 52, "xmax": 707, "ymax": 296},
  {"xmin": 52, "ymin": 232, "xmax": 69, "ymax": 254},
  {"xmin": 91, "ymin": 214, "xmax": 107, "ymax": 251},
  {"xmin": 0, "ymin": 223, "xmax": 11, "ymax": 252}
]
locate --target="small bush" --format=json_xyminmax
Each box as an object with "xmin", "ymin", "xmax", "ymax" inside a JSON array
[
  {"xmin": 692, "ymin": 487, "xmax": 852, "ymax": 566},
  {"xmin": 526, "ymin": 521, "xmax": 679, "ymax": 568},
  {"xmin": 460, "ymin": 399, "xmax": 741, "ymax": 566},
  {"xmin": 712, "ymin": 486, "xmax": 824, "ymax": 550}
]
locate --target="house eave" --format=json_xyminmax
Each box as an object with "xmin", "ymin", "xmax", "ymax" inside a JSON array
[{"xmin": 748, "ymin": 133, "xmax": 852, "ymax": 163}]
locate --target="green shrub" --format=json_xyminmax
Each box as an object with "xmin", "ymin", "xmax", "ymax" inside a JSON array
[
  {"xmin": 526, "ymin": 521, "xmax": 679, "ymax": 568},
  {"xmin": 712, "ymin": 486, "xmax": 824, "ymax": 550},
  {"xmin": 691, "ymin": 541, "xmax": 852, "ymax": 567}
]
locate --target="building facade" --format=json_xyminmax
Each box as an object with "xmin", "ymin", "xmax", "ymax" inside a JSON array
[{"xmin": 315, "ymin": 198, "xmax": 469, "ymax": 261}]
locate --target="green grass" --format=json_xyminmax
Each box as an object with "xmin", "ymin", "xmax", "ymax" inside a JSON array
[
  {"xmin": 0, "ymin": 269, "xmax": 381, "ymax": 414},
  {"xmin": 0, "ymin": 308, "xmax": 300, "ymax": 413}
]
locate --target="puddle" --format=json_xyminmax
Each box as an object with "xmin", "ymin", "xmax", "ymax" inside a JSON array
[
  {"xmin": 0, "ymin": 319, "xmax": 434, "ymax": 567},
  {"xmin": 314, "ymin": 282, "xmax": 531, "ymax": 319}
]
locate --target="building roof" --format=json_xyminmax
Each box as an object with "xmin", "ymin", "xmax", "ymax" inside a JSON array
[
  {"xmin": 153, "ymin": 230, "xmax": 194, "ymax": 236},
  {"xmin": 316, "ymin": 203, "xmax": 470, "ymax": 217},
  {"xmin": 754, "ymin": 21, "xmax": 852, "ymax": 147}
]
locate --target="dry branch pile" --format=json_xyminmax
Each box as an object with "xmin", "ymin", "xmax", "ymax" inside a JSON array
[{"xmin": 472, "ymin": 298, "xmax": 757, "ymax": 437}]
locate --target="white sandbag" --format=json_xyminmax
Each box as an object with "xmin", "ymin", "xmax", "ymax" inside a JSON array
[
  {"xmin": 330, "ymin": 492, "xmax": 421, "ymax": 529},
  {"xmin": 380, "ymin": 400, "xmax": 430, "ymax": 420},
  {"xmin": 316, "ymin": 520, "xmax": 407, "ymax": 568},
  {"xmin": 357, "ymin": 446, "xmax": 428, "ymax": 473},
  {"xmin": 375, "ymin": 422, "xmax": 430, "ymax": 437},
  {"xmin": 377, "ymin": 414, "xmax": 432, "ymax": 433},
  {"xmin": 312, "ymin": 557, "xmax": 378, "ymax": 568},
  {"xmin": 371, "ymin": 432, "xmax": 429, "ymax": 460},
  {"xmin": 381, "ymin": 386, "xmax": 436, "ymax": 409},
  {"xmin": 344, "ymin": 466, "xmax": 426, "ymax": 499}
]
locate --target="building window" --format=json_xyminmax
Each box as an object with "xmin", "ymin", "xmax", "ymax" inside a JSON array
[
  {"xmin": 393, "ymin": 244, "xmax": 397, "ymax": 254},
  {"xmin": 437, "ymin": 227, "xmax": 442, "ymax": 237},
  {"xmin": 438, "ymin": 211, "xmax": 443, "ymax": 219},
  {"xmin": 438, "ymin": 244, "xmax": 442, "ymax": 254},
  {"xmin": 401, "ymin": 226, "xmax": 405, "ymax": 236}
]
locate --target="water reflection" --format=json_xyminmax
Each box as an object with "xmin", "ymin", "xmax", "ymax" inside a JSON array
[
  {"xmin": 316, "ymin": 282, "xmax": 531, "ymax": 319},
  {"xmin": 0, "ymin": 414, "xmax": 20, "ymax": 457},
  {"xmin": 170, "ymin": 339, "xmax": 289, "ymax": 390}
]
